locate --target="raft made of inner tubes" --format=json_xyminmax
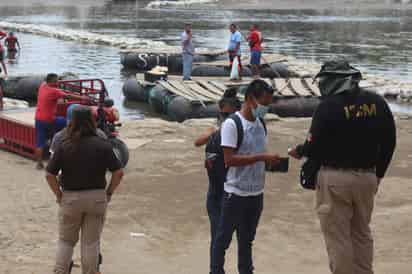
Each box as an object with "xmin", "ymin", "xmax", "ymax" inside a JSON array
[
  {"xmin": 270, "ymin": 97, "xmax": 320, "ymax": 117},
  {"xmin": 120, "ymin": 51, "xmax": 224, "ymax": 72},
  {"xmin": 191, "ymin": 63, "xmax": 289, "ymax": 78},
  {"xmin": 1, "ymin": 73, "xmax": 78, "ymax": 101},
  {"xmin": 123, "ymin": 76, "xmax": 323, "ymax": 122}
]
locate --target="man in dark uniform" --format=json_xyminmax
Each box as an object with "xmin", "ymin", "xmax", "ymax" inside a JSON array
[{"xmin": 289, "ymin": 60, "xmax": 396, "ymax": 274}]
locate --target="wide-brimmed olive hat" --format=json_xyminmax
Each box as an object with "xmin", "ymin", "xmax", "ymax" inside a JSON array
[{"xmin": 314, "ymin": 60, "xmax": 362, "ymax": 79}]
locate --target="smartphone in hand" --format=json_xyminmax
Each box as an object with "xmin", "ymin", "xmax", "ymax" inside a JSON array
[{"xmin": 266, "ymin": 157, "xmax": 289, "ymax": 173}]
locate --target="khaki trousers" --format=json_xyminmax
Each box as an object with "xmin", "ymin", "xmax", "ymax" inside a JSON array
[
  {"xmin": 316, "ymin": 168, "xmax": 378, "ymax": 274},
  {"xmin": 54, "ymin": 189, "xmax": 107, "ymax": 274}
]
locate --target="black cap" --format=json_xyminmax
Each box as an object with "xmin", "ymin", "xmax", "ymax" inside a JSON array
[{"xmin": 314, "ymin": 60, "xmax": 362, "ymax": 79}]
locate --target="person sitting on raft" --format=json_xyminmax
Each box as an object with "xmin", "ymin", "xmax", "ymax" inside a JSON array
[
  {"xmin": 35, "ymin": 73, "xmax": 90, "ymax": 170},
  {"xmin": 194, "ymin": 88, "xmax": 241, "ymax": 274}
]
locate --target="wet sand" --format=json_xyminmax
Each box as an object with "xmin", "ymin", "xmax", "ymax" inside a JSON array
[{"xmin": 0, "ymin": 116, "xmax": 411, "ymax": 274}]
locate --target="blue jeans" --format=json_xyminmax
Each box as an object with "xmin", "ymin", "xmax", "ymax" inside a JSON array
[
  {"xmin": 182, "ymin": 53, "xmax": 193, "ymax": 80},
  {"xmin": 211, "ymin": 192, "xmax": 264, "ymax": 274}
]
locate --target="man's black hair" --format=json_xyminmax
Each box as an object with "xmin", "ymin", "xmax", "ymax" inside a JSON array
[
  {"xmin": 219, "ymin": 87, "xmax": 241, "ymax": 110},
  {"xmin": 46, "ymin": 73, "xmax": 59, "ymax": 83},
  {"xmin": 252, "ymin": 24, "xmax": 259, "ymax": 29},
  {"xmin": 245, "ymin": 79, "xmax": 274, "ymax": 100},
  {"xmin": 230, "ymin": 23, "xmax": 237, "ymax": 29}
]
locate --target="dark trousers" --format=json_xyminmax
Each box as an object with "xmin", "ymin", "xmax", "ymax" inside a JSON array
[
  {"xmin": 211, "ymin": 192, "xmax": 263, "ymax": 274},
  {"xmin": 207, "ymin": 193, "xmax": 222, "ymax": 271}
]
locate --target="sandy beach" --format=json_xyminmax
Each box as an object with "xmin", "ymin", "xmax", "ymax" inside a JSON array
[{"xmin": 0, "ymin": 116, "xmax": 411, "ymax": 274}]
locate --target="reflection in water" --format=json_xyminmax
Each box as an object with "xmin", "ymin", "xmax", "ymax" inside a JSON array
[{"xmin": 1, "ymin": 2, "xmax": 412, "ymax": 116}]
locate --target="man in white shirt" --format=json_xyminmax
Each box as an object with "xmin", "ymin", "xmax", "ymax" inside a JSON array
[
  {"xmin": 181, "ymin": 23, "xmax": 194, "ymax": 80},
  {"xmin": 211, "ymin": 79, "xmax": 280, "ymax": 274}
]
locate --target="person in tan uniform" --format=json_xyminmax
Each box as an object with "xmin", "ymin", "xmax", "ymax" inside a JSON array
[
  {"xmin": 289, "ymin": 60, "xmax": 396, "ymax": 274},
  {"xmin": 46, "ymin": 106, "xmax": 124, "ymax": 274}
]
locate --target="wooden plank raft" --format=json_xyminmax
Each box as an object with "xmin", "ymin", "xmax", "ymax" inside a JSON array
[
  {"xmin": 136, "ymin": 74, "xmax": 320, "ymax": 103},
  {"xmin": 193, "ymin": 53, "xmax": 287, "ymax": 67}
]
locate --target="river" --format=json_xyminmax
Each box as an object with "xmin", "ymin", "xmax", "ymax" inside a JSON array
[{"xmin": 1, "ymin": 0, "xmax": 411, "ymax": 118}]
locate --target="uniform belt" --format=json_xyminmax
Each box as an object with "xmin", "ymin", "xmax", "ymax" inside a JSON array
[{"xmin": 322, "ymin": 166, "xmax": 375, "ymax": 173}]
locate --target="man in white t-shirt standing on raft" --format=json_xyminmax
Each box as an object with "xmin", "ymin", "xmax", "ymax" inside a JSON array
[
  {"xmin": 211, "ymin": 79, "xmax": 280, "ymax": 274},
  {"xmin": 181, "ymin": 23, "xmax": 194, "ymax": 80}
]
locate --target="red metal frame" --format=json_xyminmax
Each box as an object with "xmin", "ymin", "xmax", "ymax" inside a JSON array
[
  {"xmin": 56, "ymin": 79, "xmax": 107, "ymax": 118},
  {"xmin": 0, "ymin": 113, "xmax": 36, "ymax": 159},
  {"xmin": 0, "ymin": 79, "xmax": 107, "ymax": 159}
]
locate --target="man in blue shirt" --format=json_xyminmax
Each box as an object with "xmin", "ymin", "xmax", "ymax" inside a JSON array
[{"xmin": 228, "ymin": 24, "xmax": 242, "ymax": 80}]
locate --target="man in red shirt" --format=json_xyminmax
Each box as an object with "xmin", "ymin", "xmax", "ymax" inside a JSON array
[
  {"xmin": 35, "ymin": 73, "xmax": 88, "ymax": 169},
  {"xmin": 5, "ymin": 32, "xmax": 20, "ymax": 56},
  {"xmin": 0, "ymin": 30, "xmax": 8, "ymax": 76},
  {"xmin": 247, "ymin": 24, "xmax": 263, "ymax": 77}
]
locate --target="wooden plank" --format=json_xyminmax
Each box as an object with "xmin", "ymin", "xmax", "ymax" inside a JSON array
[
  {"xmin": 193, "ymin": 53, "xmax": 287, "ymax": 67},
  {"xmin": 151, "ymin": 74, "xmax": 258, "ymax": 85},
  {"xmin": 209, "ymin": 81, "xmax": 228, "ymax": 92},
  {"xmin": 186, "ymin": 82, "xmax": 222, "ymax": 101},
  {"xmin": 168, "ymin": 80, "xmax": 211, "ymax": 102},
  {"xmin": 289, "ymin": 79, "xmax": 312, "ymax": 97},
  {"xmin": 194, "ymin": 55, "xmax": 249, "ymax": 67},
  {"xmin": 196, "ymin": 80, "xmax": 225, "ymax": 97},
  {"xmin": 207, "ymin": 80, "xmax": 244, "ymax": 100},
  {"xmin": 157, "ymin": 81, "xmax": 198, "ymax": 101},
  {"xmin": 302, "ymin": 78, "xmax": 321, "ymax": 96},
  {"xmin": 262, "ymin": 79, "xmax": 273, "ymax": 88},
  {"xmin": 273, "ymin": 79, "xmax": 296, "ymax": 97}
]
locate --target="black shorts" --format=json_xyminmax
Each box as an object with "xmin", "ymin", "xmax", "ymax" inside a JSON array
[{"xmin": 0, "ymin": 51, "xmax": 4, "ymax": 61}]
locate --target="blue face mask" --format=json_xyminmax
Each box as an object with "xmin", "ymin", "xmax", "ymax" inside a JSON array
[{"xmin": 252, "ymin": 103, "xmax": 269, "ymax": 119}]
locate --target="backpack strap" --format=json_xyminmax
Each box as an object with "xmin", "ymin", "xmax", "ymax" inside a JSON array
[
  {"xmin": 229, "ymin": 114, "xmax": 267, "ymax": 152},
  {"xmin": 228, "ymin": 114, "xmax": 243, "ymax": 152},
  {"xmin": 259, "ymin": 117, "xmax": 267, "ymax": 136}
]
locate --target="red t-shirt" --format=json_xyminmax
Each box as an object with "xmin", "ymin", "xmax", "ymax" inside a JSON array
[
  {"xmin": 35, "ymin": 83, "xmax": 67, "ymax": 122},
  {"xmin": 248, "ymin": 30, "xmax": 262, "ymax": 51},
  {"xmin": 5, "ymin": 36, "xmax": 17, "ymax": 50}
]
